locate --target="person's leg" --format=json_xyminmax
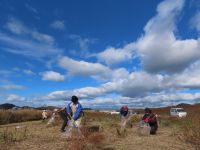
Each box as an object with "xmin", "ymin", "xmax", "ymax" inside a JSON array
[
  {"xmin": 59, "ymin": 112, "xmax": 68, "ymax": 132},
  {"xmin": 150, "ymin": 126, "xmax": 156, "ymax": 135},
  {"xmin": 74, "ymin": 120, "xmax": 84, "ymax": 139}
]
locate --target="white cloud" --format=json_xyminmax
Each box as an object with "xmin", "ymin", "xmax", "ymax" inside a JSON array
[
  {"xmin": 69, "ymin": 35, "xmax": 97, "ymax": 51},
  {"xmin": 135, "ymin": 0, "xmax": 200, "ymax": 73},
  {"xmin": 0, "ymin": 70, "xmax": 13, "ymax": 77},
  {"xmin": 50, "ymin": 20, "xmax": 66, "ymax": 30},
  {"xmin": 190, "ymin": 11, "xmax": 200, "ymax": 32},
  {"xmin": 3, "ymin": 0, "xmax": 200, "ymax": 109},
  {"xmin": 41, "ymin": 71, "xmax": 65, "ymax": 82},
  {"xmin": 170, "ymin": 61, "xmax": 200, "ymax": 89},
  {"xmin": 111, "ymin": 68, "xmax": 129, "ymax": 81},
  {"xmin": 23, "ymin": 69, "xmax": 35, "ymax": 75},
  {"xmin": 69, "ymin": 35, "xmax": 97, "ymax": 57},
  {"xmin": 97, "ymin": 43, "xmax": 135, "ymax": 66},
  {"xmin": 0, "ymin": 84, "xmax": 24, "ymax": 91},
  {"xmin": 37, "ymin": 89, "xmax": 200, "ymax": 109},
  {"xmin": 0, "ymin": 32, "xmax": 62, "ymax": 59},
  {"xmin": 6, "ymin": 94, "xmax": 25, "ymax": 102},
  {"xmin": 31, "ymin": 31, "xmax": 54, "ymax": 44},
  {"xmin": 5, "ymin": 17, "xmax": 28, "ymax": 35},
  {"xmin": 1, "ymin": 18, "xmax": 60, "ymax": 59},
  {"xmin": 5, "ymin": 17, "xmax": 54, "ymax": 44},
  {"xmin": 58, "ymin": 56, "xmax": 112, "ymax": 81},
  {"xmin": 25, "ymin": 3, "xmax": 39, "ymax": 14}
]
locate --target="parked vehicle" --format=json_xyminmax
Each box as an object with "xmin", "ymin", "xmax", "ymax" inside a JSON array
[{"xmin": 170, "ymin": 108, "xmax": 187, "ymax": 117}]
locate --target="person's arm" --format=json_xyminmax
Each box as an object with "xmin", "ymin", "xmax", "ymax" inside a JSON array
[
  {"xmin": 148, "ymin": 114, "xmax": 157, "ymax": 123},
  {"xmin": 142, "ymin": 114, "xmax": 149, "ymax": 123},
  {"xmin": 66, "ymin": 103, "xmax": 72, "ymax": 117},
  {"xmin": 57, "ymin": 107, "xmax": 66, "ymax": 113},
  {"xmin": 73, "ymin": 104, "xmax": 83, "ymax": 121}
]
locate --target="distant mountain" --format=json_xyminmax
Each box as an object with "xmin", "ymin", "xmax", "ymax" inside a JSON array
[
  {"xmin": 36, "ymin": 106, "xmax": 60, "ymax": 111},
  {"xmin": 176, "ymin": 103, "xmax": 191, "ymax": 107},
  {"xmin": 21, "ymin": 106, "xmax": 35, "ymax": 109},
  {"xmin": 0, "ymin": 103, "xmax": 16, "ymax": 109},
  {"xmin": 83, "ymin": 108, "xmax": 93, "ymax": 110}
]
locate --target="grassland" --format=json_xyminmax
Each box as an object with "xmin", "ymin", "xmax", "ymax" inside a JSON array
[{"xmin": 0, "ymin": 109, "xmax": 199, "ymax": 150}]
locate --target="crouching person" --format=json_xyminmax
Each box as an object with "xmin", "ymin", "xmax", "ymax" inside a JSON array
[
  {"xmin": 142, "ymin": 108, "xmax": 158, "ymax": 135},
  {"xmin": 65, "ymin": 95, "xmax": 84, "ymax": 139}
]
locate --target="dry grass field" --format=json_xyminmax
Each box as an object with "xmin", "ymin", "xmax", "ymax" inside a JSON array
[{"xmin": 0, "ymin": 109, "xmax": 199, "ymax": 150}]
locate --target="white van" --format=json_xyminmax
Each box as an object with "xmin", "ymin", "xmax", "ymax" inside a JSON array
[{"xmin": 170, "ymin": 108, "xmax": 187, "ymax": 118}]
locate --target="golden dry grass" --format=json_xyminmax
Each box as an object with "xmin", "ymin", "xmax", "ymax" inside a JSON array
[
  {"xmin": 0, "ymin": 109, "xmax": 45, "ymax": 125},
  {"xmin": 0, "ymin": 111, "xmax": 197, "ymax": 150}
]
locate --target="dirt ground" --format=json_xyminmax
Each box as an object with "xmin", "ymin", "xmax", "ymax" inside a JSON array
[{"xmin": 0, "ymin": 114, "xmax": 195, "ymax": 150}]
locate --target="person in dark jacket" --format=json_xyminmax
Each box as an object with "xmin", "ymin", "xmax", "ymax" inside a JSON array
[{"xmin": 142, "ymin": 108, "xmax": 158, "ymax": 135}]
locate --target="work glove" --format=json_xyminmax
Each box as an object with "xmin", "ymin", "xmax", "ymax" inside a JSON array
[
  {"xmin": 74, "ymin": 121, "xmax": 79, "ymax": 128},
  {"xmin": 144, "ymin": 118, "xmax": 149, "ymax": 123}
]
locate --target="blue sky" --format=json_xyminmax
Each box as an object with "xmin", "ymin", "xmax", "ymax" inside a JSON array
[{"xmin": 1, "ymin": 0, "xmax": 200, "ymax": 109}]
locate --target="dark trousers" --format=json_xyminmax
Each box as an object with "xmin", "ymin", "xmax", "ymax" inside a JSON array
[
  {"xmin": 59, "ymin": 111, "xmax": 68, "ymax": 131},
  {"xmin": 149, "ymin": 124, "xmax": 158, "ymax": 135}
]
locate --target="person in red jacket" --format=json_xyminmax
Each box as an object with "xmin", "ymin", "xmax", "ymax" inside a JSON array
[{"xmin": 142, "ymin": 108, "xmax": 158, "ymax": 135}]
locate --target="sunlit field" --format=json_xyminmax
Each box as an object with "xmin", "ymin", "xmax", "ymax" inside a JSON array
[{"xmin": 0, "ymin": 106, "xmax": 200, "ymax": 150}]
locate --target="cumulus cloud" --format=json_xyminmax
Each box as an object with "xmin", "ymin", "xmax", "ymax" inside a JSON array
[
  {"xmin": 41, "ymin": 71, "xmax": 65, "ymax": 82},
  {"xmin": 169, "ymin": 61, "xmax": 200, "ymax": 89},
  {"xmin": 58, "ymin": 56, "xmax": 112, "ymax": 81},
  {"xmin": 50, "ymin": 20, "xmax": 66, "ymax": 30},
  {"xmin": 4, "ymin": 0, "xmax": 200, "ymax": 109},
  {"xmin": 38, "ymin": 89, "xmax": 200, "ymax": 109},
  {"xmin": 136, "ymin": 0, "xmax": 200, "ymax": 73},
  {"xmin": 97, "ymin": 43, "xmax": 135, "ymax": 66}
]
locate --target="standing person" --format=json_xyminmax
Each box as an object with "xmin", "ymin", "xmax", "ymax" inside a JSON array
[
  {"xmin": 42, "ymin": 110, "xmax": 48, "ymax": 121},
  {"xmin": 118, "ymin": 105, "xmax": 129, "ymax": 135},
  {"xmin": 142, "ymin": 108, "xmax": 158, "ymax": 135},
  {"xmin": 120, "ymin": 105, "xmax": 129, "ymax": 118},
  {"xmin": 66, "ymin": 95, "xmax": 83, "ymax": 128},
  {"xmin": 65, "ymin": 95, "xmax": 83, "ymax": 138}
]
